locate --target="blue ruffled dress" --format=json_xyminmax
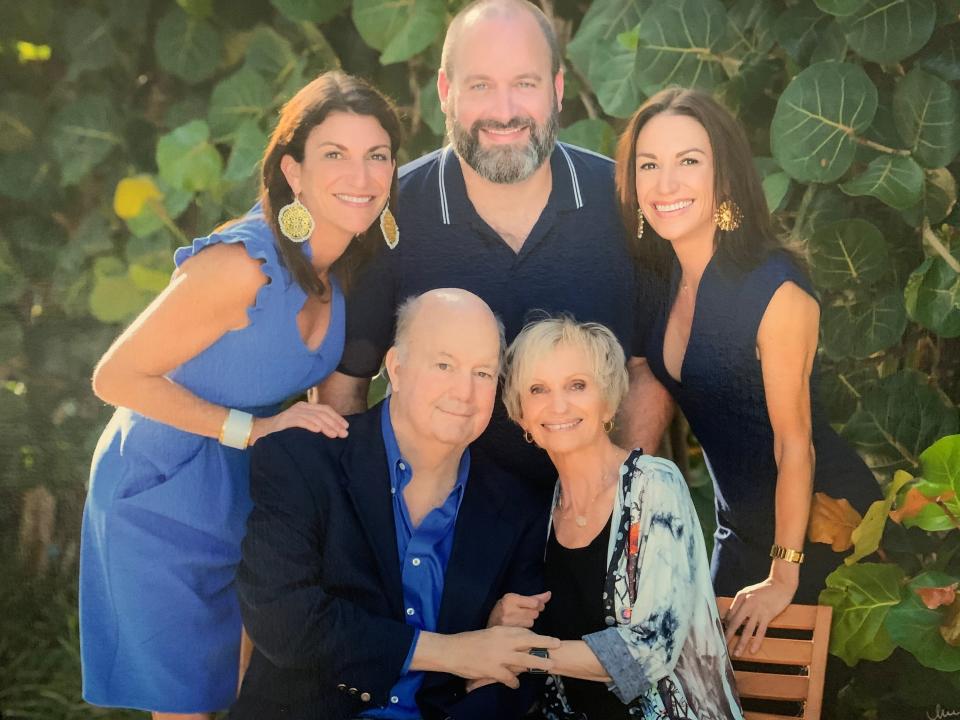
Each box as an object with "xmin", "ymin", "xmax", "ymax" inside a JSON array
[{"xmin": 79, "ymin": 207, "xmax": 345, "ymax": 712}]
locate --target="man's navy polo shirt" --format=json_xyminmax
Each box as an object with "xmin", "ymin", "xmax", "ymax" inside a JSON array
[{"xmin": 340, "ymin": 142, "xmax": 662, "ymax": 492}]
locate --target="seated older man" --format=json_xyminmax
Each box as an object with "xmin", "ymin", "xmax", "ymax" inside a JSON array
[{"xmin": 230, "ymin": 289, "xmax": 557, "ymax": 720}]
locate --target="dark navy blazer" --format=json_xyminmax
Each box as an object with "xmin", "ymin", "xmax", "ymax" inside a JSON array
[{"xmin": 229, "ymin": 403, "xmax": 548, "ymax": 720}]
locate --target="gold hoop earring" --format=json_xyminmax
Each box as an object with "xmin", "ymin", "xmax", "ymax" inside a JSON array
[
  {"xmin": 380, "ymin": 205, "xmax": 399, "ymax": 249},
  {"xmin": 523, "ymin": 431, "xmax": 534, "ymax": 444},
  {"xmin": 637, "ymin": 208, "xmax": 645, "ymax": 240},
  {"xmin": 714, "ymin": 199, "xmax": 742, "ymax": 232},
  {"xmin": 278, "ymin": 194, "xmax": 314, "ymax": 243},
  {"xmin": 603, "ymin": 419, "xmax": 614, "ymax": 433}
]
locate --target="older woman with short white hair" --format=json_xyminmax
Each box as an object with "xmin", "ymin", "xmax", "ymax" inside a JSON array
[{"xmin": 497, "ymin": 316, "xmax": 742, "ymax": 720}]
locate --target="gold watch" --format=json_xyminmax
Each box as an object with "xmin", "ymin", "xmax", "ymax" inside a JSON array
[{"xmin": 770, "ymin": 544, "xmax": 805, "ymax": 564}]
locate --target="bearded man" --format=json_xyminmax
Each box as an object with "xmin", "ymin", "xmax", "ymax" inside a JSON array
[{"xmin": 316, "ymin": 0, "xmax": 672, "ymax": 495}]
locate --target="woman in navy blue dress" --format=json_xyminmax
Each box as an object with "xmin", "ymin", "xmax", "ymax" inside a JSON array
[
  {"xmin": 613, "ymin": 88, "xmax": 881, "ymax": 655},
  {"xmin": 80, "ymin": 72, "xmax": 402, "ymax": 719}
]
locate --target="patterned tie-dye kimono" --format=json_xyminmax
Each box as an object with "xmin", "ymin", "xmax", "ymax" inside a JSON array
[{"xmin": 540, "ymin": 451, "xmax": 743, "ymax": 720}]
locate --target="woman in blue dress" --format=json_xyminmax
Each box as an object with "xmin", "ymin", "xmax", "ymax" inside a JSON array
[
  {"xmin": 79, "ymin": 71, "xmax": 402, "ymax": 719},
  {"xmin": 613, "ymin": 88, "xmax": 881, "ymax": 656}
]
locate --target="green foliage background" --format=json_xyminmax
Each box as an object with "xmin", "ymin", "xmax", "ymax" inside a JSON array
[{"xmin": 1, "ymin": 0, "xmax": 959, "ymax": 717}]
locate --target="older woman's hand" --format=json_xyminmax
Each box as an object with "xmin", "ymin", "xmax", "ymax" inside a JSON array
[
  {"xmin": 724, "ymin": 576, "xmax": 797, "ymax": 655},
  {"xmin": 487, "ymin": 591, "xmax": 551, "ymax": 629}
]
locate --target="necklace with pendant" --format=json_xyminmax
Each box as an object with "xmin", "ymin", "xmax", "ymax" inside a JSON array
[{"xmin": 557, "ymin": 468, "xmax": 616, "ymax": 527}]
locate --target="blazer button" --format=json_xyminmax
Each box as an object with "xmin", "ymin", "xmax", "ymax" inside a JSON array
[
  {"xmin": 360, "ymin": 692, "xmax": 371, "ymax": 702},
  {"xmin": 336, "ymin": 683, "xmax": 347, "ymax": 691},
  {"xmin": 348, "ymin": 687, "xmax": 359, "ymax": 696}
]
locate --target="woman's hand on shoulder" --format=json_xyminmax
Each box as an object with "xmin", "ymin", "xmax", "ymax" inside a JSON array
[
  {"xmin": 249, "ymin": 401, "xmax": 349, "ymax": 444},
  {"xmin": 723, "ymin": 576, "xmax": 798, "ymax": 655},
  {"xmin": 486, "ymin": 591, "xmax": 551, "ymax": 629}
]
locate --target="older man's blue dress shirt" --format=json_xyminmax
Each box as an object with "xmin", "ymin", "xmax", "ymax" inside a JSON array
[{"xmin": 361, "ymin": 398, "xmax": 470, "ymax": 719}]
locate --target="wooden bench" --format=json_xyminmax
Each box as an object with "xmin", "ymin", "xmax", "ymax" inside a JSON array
[{"xmin": 717, "ymin": 596, "xmax": 833, "ymax": 720}]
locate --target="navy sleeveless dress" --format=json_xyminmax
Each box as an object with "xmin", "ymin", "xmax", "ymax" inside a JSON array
[
  {"xmin": 646, "ymin": 250, "xmax": 882, "ymax": 603},
  {"xmin": 79, "ymin": 208, "xmax": 345, "ymax": 712}
]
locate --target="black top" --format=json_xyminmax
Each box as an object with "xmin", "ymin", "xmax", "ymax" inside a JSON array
[
  {"xmin": 645, "ymin": 250, "xmax": 882, "ymax": 601},
  {"xmin": 338, "ymin": 144, "xmax": 664, "ymax": 492},
  {"xmin": 542, "ymin": 516, "xmax": 630, "ymax": 720}
]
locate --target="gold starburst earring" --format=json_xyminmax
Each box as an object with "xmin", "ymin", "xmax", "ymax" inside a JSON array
[{"xmin": 714, "ymin": 199, "xmax": 743, "ymax": 232}]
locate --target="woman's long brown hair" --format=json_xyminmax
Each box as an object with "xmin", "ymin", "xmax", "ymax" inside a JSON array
[
  {"xmin": 615, "ymin": 87, "xmax": 789, "ymax": 280},
  {"xmin": 260, "ymin": 71, "xmax": 402, "ymax": 299}
]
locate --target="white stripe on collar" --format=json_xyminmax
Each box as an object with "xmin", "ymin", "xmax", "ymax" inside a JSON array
[
  {"xmin": 438, "ymin": 143, "xmax": 585, "ymax": 224},
  {"xmin": 439, "ymin": 146, "xmax": 451, "ymax": 225},
  {"xmin": 558, "ymin": 143, "xmax": 583, "ymax": 209}
]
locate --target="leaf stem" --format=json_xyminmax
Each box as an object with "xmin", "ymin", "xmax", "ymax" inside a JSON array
[
  {"xmin": 851, "ymin": 135, "xmax": 911, "ymax": 156},
  {"xmin": 922, "ymin": 220, "xmax": 960, "ymax": 274}
]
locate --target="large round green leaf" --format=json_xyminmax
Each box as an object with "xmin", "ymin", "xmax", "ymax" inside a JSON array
[
  {"xmin": 919, "ymin": 25, "xmax": 960, "ymax": 82},
  {"xmin": 634, "ymin": 0, "xmax": 728, "ymax": 92},
  {"xmin": 723, "ymin": 0, "xmax": 778, "ymax": 58},
  {"xmin": 774, "ymin": 2, "xmax": 833, "ymax": 64},
  {"xmin": 821, "ymin": 291, "xmax": 907, "ymax": 358},
  {"xmin": 886, "ymin": 572, "xmax": 960, "ymax": 671},
  {"xmin": 156, "ymin": 120, "xmax": 223, "ymax": 193},
  {"xmin": 154, "ymin": 7, "xmax": 222, "ymax": 84},
  {"xmin": 809, "ymin": 219, "xmax": 889, "ymax": 289},
  {"xmin": 419, "ymin": 76, "xmax": 445, "ymax": 137},
  {"xmin": 841, "ymin": 369, "xmax": 959, "ymax": 472},
  {"xmin": 795, "ymin": 186, "xmax": 853, "ymax": 243},
  {"xmin": 88, "ymin": 257, "xmax": 154, "ymax": 324},
  {"xmin": 762, "ymin": 171, "xmax": 792, "ymax": 212},
  {"xmin": 270, "ymin": 0, "xmax": 348, "ymax": 23},
  {"xmin": 244, "ymin": 26, "xmax": 297, "ymax": 83},
  {"xmin": 224, "ymin": 120, "xmax": 267, "ymax": 182},
  {"xmin": 208, "ymin": 68, "xmax": 271, "ymax": 138},
  {"xmin": 893, "ymin": 68, "xmax": 960, "ymax": 168},
  {"xmin": 840, "ymin": 155, "xmax": 925, "ymax": 210},
  {"xmin": 592, "ymin": 46, "xmax": 645, "ymax": 119},
  {"xmin": 841, "ymin": 0, "xmax": 937, "ymax": 64},
  {"xmin": 568, "ymin": 0, "xmax": 646, "ymax": 74},
  {"xmin": 771, "ymin": 62, "xmax": 878, "ymax": 183},
  {"xmin": 351, "ymin": 0, "xmax": 445, "ymax": 66},
  {"xmin": 819, "ymin": 562, "xmax": 904, "ymax": 666},
  {"xmin": 61, "ymin": 7, "xmax": 116, "ymax": 77},
  {"xmin": 905, "ymin": 255, "xmax": 960, "ymax": 337},
  {"xmin": 905, "ymin": 434, "xmax": 960, "ymax": 530},
  {"xmin": 49, "ymin": 95, "xmax": 123, "ymax": 186},
  {"xmin": 901, "ymin": 167, "xmax": 958, "ymax": 225},
  {"xmin": 815, "ymin": 0, "xmax": 868, "ymax": 16},
  {"xmin": 558, "ymin": 119, "xmax": 616, "ymax": 158},
  {"xmin": 810, "ymin": 20, "xmax": 850, "ymax": 63}
]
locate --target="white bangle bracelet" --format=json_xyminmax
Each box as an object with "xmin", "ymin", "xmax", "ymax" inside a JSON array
[{"xmin": 219, "ymin": 409, "xmax": 254, "ymax": 449}]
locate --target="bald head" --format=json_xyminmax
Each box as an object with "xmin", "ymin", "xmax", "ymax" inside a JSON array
[
  {"xmin": 441, "ymin": 0, "xmax": 561, "ymax": 81},
  {"xmin": 386, "ymin": 289, "xmax": 504, "ymax": 450},
  {"xmin": 394, "ymin": 288, "xmax": 504, "ymax": 361}
]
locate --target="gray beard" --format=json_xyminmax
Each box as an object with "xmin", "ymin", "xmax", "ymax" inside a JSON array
[{"xmin": 448, "ymin": 111, "xmax": 558, "ymax": 184}]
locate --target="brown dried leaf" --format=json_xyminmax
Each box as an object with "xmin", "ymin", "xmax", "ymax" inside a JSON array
[
  {"xmin": 807, "ymin": 492, "xmax": 863, "ymax": 552},
  {"xmin": 889, "ymin": 487, "xmax": 937, "ymax": 524},
  {"xmin": 916, "ymin": 582, "xmax": 959, "ymax": 610}
]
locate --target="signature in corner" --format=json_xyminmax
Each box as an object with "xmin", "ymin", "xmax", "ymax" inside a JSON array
[{"xmin": 928, "ymin": 706, "xmax": 960, "ymax": 720}]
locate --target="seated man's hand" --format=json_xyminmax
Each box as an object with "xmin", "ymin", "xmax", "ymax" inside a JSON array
[
  {"xmin": 487, "ymin": 591, "xmax": 551, "ymax": 629},
  {"xmin": 449, "ymin": 626, "xmax": 559, "ymax": 689}
]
